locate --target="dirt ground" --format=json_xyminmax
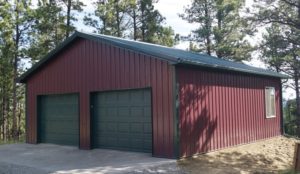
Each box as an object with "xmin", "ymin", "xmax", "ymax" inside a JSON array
[{"xmin": 178, "ymin": 136, "xmax": 299, "ymax": 174}]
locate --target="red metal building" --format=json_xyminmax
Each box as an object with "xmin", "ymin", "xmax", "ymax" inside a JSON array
[{"xmin": 19, "ymin": 31, "xmax": 286, "ymax": 159}]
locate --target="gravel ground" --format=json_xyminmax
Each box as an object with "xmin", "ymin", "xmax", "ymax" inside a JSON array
[{"xmin": 179, "ymin": 136, "xmax": 299, "ymax": 174}]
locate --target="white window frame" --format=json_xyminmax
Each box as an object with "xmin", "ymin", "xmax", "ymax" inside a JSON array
[{"xmin": 265, "ymin": 86, "xmax": 276, "ymax": 118}]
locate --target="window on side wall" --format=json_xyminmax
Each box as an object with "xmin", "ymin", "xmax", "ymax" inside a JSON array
[{"xmin": 265, "ymin": 87, "xmax": 276, "ymax": 118}]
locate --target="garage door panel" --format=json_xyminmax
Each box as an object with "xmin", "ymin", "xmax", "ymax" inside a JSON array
[
  {"xmin": 118, "ymin": 92, "xmax": 130, "ymax": 102},
  {"xmin": 144, "ymin": 123, "xmax": 152, "ymax": 134},
  {"xmin": 92, "ymin": 89, "xmax": 152, "ymax": 153},
  {"xmin": 40, "ymin": 129, "xmax": 78, "ymax": 135},
  {"xmin": 131, "ymin": 107, "xmax": 144, "ymax": 117},
  {"xmin": 131, "ymin": 139, "xmax": 143, "ymax": 149},
  {"xmin": 144, "ymin": 107, "xmax": 151, "ymax": 116},
  {"xmin": 40, "ymin": 135, "xmax": 78, "ymax": 146},
  {"xmin": 40, "ymin": 122, "xmax": 78, "ymax": 133},
  {"xmin": 38, "ymin": 94, "xmax": 79, "ymax": 146},
  {"xmin": 40, "ymin": 133, "xmax": 78, "ymax": 139},
  {"xmin": 130, "ymin": 123, "xmax": 143, "ymax": 133},
  {"xmin": 118, "ymin": 108, "xmax": 130, "ymax": 117},
  {"xmin": 106, "ymin": 137, "xmax": 118, "ymax": 146},
  {"xmin": 143, "ymin": 141, "xmax": 152, "ymax": 151},
  {"xmin": 117, "ymin": 123, "xmax": 130, "ymax": 132},
  {"xmin": 118, "ymin": 138, "xmax": 130, "ymax": 147},
  {"xmin": 143, "ymin": 134, "xmax": 152, "ymax": 139},
  {"xmin": 40, "ymin": 114, "xmax": 78, "ymax": 120},
  {"xmin": 40, "ymin": 133, "xmax": 78, "ymax": 142},
  {"xmin": 96, "ymin": 108, "xmax": 118, "ymax": 122},
  {"xmin": 105, "ymin": 123, "xmax": 118, "ymax": 132},
  {"xmin": 94, "ymin": 136, "xmax": 118, "ymax": 147}
]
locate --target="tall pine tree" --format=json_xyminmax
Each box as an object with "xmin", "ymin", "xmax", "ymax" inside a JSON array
[
  {"xmin": 180, "ymin": 0, "xmax": 253, "ymax": 61},
  {"xmin": 254, "ymin": 0, "xmax": 300, "ymax": 134},
  {"xmin": 0, "ymin": 0, "xmax": 33, "ymax": 140},
  {"xmin": 84, "ymin": 0, "xmax": 134, "ymax": 37},
  {"xmin": 85, "ymin": 0, "xmax": 176, "ymax": 46}
]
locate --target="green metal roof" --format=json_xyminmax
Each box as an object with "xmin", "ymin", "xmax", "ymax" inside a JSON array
[{"xmin": 18, "ymin": 31, "xmax": 287, "ymax": 83}]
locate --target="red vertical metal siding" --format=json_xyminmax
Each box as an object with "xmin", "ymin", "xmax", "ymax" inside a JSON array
[
  {"xmin": 26, "ymin": 38, "xmax": 175, "ymax": 158},
  {"xmin": 178, "ymin": 67, "xmax": 282, "ymax": 157}
]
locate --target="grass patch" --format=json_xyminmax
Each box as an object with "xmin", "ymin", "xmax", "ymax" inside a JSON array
[
  {"xmin": 280, "ymin": 169, "xmax": 297, "ymax": 174},
  {"xmin": 0, "ymin": 136, "xmax": 25, "ymax": 145}
]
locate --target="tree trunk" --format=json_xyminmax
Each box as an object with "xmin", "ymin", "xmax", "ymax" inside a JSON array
[
  {"xmin": 67, "ymin": 0, "xmax": 71, "ymax": 34},
  {"xmin": 66, "ymin": 0, "xmax": 71, "ymax": 38},
  {"xmin": 12, "ymin": 55, "xmax": 18, "ymax": 141},
  {"xmin": 294, "ymin": 73, "xmax": 300, "ymax": 136},
  {"xmin": 216, "ymin": 8, "xmax": 222, "ymax": 58},
  {"xmin": 295, "ymin": 74, "xmax": 300, "ymax": 116},
  {"xmin": 204, "ymin": 0, "xmax": 211, "ymax": 56},
  {"xmin": 298, "ymin": 2, "xmax": 300, "ymax": 24},
  {"xmin": 102, "ymin": 19, "xmax": 107, "ymax": 34},
  {"xmin": 115, "ymin": 1, "xmax": 121, "ymax": 37},
  {"xmin": 12, "ymin": 0, "xmax": 20, "ymax": 141},
  {"xmin": 141, "ymin": 1, "xmax": 145, "ymax": 41},
  {"xmin": 5, "ymin": 96, "xmax": 9, "ymax": 140},
  {"xmin": 292, "ymin": 42, "xmax": 300, "ymax": 136},
  {"xmin": 18, "ymin": 102, "xmax": 21, "ymax": 139},
  {"xmin": 1, "ymin": 94, "xmax": 5, "ymax": 141},
  {"xmin": 133, "ymin": 10, "xmax": 137, "ymax": 40}
]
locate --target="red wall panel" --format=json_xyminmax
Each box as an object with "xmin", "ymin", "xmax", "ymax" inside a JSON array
[
  {"xmin": 178, "ymin": 67, "xmax": 282, "ymax": 157},
  {"xmin": 26, "ymin": 38, "xmax": 175, "ymax": 158}
]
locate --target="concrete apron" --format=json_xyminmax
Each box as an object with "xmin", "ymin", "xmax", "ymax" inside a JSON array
[{"xmin": 0, "ymin": 144, "xmax": 176, "ymax": 174}]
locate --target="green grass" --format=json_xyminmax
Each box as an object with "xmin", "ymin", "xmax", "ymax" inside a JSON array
[
  {"xmin": 0, "ymin": 136, "xmax": 25, "ymax": 145},
  {"xmin": 280, "ymin": 170, "xmax": 297, "ymax": 174}
]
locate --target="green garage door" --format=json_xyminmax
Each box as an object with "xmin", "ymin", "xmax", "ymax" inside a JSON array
[
  {"xmin": 91, "ymin": 89, "xmax": 152, "ymax": 153},
  {"xmin": 38, "ymin": 94, "xmax": 79, "ymax": 146}
]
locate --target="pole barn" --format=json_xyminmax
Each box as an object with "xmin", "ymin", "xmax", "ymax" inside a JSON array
[{"xmin": 19, "ymin": 31, "xmax": 286, "ymax": 159}]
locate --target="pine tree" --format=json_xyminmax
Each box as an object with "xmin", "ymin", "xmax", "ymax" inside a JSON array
[
  {"xmin": 254, "ymin": 0, "xmax": 300, "ymax": 134},
  {"xmin": 0, "ymin": 0, "xmax": 33, "ymax": 141},
  {"xmin": 58, "ymin": 0, "xmax": 85, "ymax": 37},
  {"xmin": 28, "ymin": 0, "xmax": 84, "ymax": 62},
  {"xmin": 28, "ymin": 0, "xmax": 66, "ymax": 62},
  {"xmin": 180, "ymin": 0, "xmax": 253, "ymax": 61},
  {"xmin": 129, "ymin": 0, "xmax": 175, "ymax": 46},
  {"xmin": 84, "ymin": 0, "xmax": 134, "ymax": 37},
  {"xmin": 260, "ymin": 24, "xmax": 288, "ymax": 73},
  {"xmin": 85, "ymin": 0, "xmax": 176, "ymax": 46}
]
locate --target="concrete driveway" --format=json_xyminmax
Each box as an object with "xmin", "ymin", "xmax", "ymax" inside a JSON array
[{"xmin": 0, "ymin": 144, "xmax": 182, "ymax": 174}]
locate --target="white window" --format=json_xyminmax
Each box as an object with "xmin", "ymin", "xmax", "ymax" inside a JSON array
[{"xmin": 265, "ymin": 87, "xmax": 276, "ymax": 118}]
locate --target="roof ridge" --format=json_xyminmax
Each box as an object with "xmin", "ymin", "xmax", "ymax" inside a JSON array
[
  {"xmin": 77, "ymin": 31, "xmax": 259, "ymax": 69},
  {"xmin": 77, "ymin": 31, "xmax": 212, "ymax": 57}
]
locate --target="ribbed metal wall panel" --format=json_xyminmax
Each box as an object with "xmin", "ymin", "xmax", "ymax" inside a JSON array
[
  {"xmin": 26, "ymin": 38, "xmax": 175, "ymax": 158},
  {"xmin": 178, "ymin": 67, "xmax": 282, "ymax": 157}
]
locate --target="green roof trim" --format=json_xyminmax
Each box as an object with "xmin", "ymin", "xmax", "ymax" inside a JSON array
[{"xmin": 18, "ymin": 31, "xmax": 288, "ymax": 83}]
